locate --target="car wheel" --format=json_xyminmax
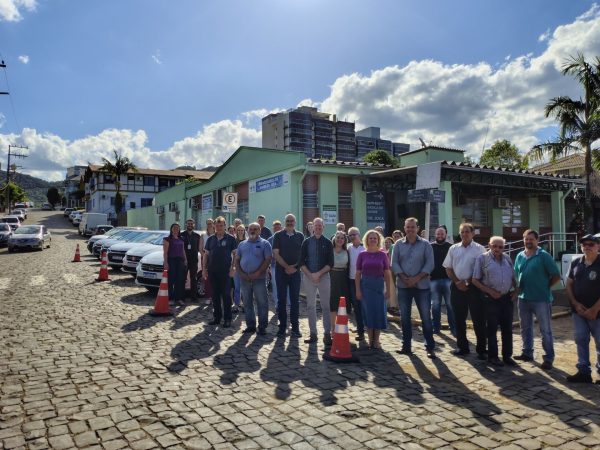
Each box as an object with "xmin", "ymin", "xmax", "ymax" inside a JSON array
[
  {"xmin": 145, "ymin": 287, "xmax": 159, "ymax": 294},
  {"xmin": 47, "ymin": 240, "xmax": 51, "ymax": 248},
  {"xmin": 7, "ymin": 247, "xmax": 13, "ymax": 253}
]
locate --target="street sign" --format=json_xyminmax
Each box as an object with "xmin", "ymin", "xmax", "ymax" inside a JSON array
[
  {"xmin": 407, "ymin": 189, "xmax": 446, "ymax": 203},
  {"xmin": 416, "ymin": 162, "xmax": 441, "ymax": 189},
  {"xmin": 222, "ymin": 192, "xmax": 238, "ymax": 213}
]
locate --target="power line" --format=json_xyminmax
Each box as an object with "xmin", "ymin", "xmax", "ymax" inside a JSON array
[{"xmin": 0, "ymin": 59, "xmax": 21, "ymax": 132}]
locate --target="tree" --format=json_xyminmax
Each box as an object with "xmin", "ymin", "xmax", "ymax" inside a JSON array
[
  {"xmin": 100, "ymin": 150, "xmax": 137, "ymax": 214},
  {"xmin": 46, "ymin": 187, "xmax": 61, "ymax": 207},
  {"xmin": 480, "ymin": 140, "xmax": 528, "ymax": 169},
  {"xmin": 1, "ymin": 181, "xmax": 27, "ymax": 210},
  {"xmin": 363, "ymin": 150, "xmax": 398, "ymax": 167},
  {"xmin": 528, "ymin": 54, "xmax": 600, "ymax": 231}
]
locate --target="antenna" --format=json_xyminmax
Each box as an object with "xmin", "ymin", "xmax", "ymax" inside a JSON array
[{"xmin": 419, "ymin": 138, "xmax": 427, "ymax": 148}]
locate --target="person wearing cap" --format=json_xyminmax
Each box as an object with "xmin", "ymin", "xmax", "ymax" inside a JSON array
[
  {"xmin": 513, "ymin": 229, "xmax": 561, "ymax": 370},
  {"xmin": 565, "ymin": 234, "xmax": 600, "ymax": 383},
  {"xmin": 471, "ymin": 236, "xmax": 518, "ymax": 366}
]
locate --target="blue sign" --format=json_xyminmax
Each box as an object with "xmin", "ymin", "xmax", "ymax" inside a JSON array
[
  {"xmin": 366, "ymin": 191, "xmax": 386, "ymax": 229},
  {"xmin": 202, "ymin": 193, "xmax": 213, "ymax": 212},
  {"xmin": 255, "ymin": 174, "xmax": 284, "ymax": 193}
]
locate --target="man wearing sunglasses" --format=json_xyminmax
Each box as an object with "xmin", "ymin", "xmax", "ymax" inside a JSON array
[
  {"xmin": 472, "ymin": 236, "xmax": 518, "ymax": 366},
  {"xmin": 565, "ymin": 234, "xmax": 600, "ymax": 383}
]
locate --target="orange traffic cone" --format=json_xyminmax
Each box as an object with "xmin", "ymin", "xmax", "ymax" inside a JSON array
[
  {"xmin": 95, "ymin": 250, "xmax": 110, "ymax": 282},
  {"xmin": 324, "ymin": 297, "xmax": 359, "ymax": 363},
  {"xmin": 149, "ymin": 269, "xmax": 173, "ymax": 316},
  {"xmin": 72, "ymin": 244, "xmax": 81, "ymax": 262}
]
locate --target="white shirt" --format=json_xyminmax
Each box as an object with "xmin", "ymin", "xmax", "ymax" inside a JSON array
[
  {"xmin": 348, "ymin": 244, "xmax": 365, "ymax": 280},
  {"xmin": 442, "ymin": 240, "xmax": 485, "ymax": 281}
]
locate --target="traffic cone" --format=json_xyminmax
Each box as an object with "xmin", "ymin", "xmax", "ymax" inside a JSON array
[
  {"xmin": 72, "ymin": 244, "xmax": 81, "ymax": 262},
  {"xmin": 149, "ymin": 269, "xmax": 173, "ymax": 316},
  {"xmin": 323, "ymin": 297, "xmax": 359, "ymax": 363},
  {"xmin": 95, "ymin": 250, "xmax": 110, "ymax": 282}
]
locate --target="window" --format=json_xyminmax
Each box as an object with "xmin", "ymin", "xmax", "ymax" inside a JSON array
[
  {"xmin": 303, "ymin": 193, "xmax": 318, "ymax": 208},
  {"xmin": 461, "ymin": 198, "xmax": 489, "ymax": 226},
  {"xmin": 129, "ymin": 201, "xmax": 136, "ymax": 209},
  {"xmin": 141, "ymin": 198, "xmax": 153, "ymax": 207},
  {"xmin": 237, "ymin": 200, "xmax": 249, "ymax": 225},
  {"xmin": 338, "ymin": 193, "xmax": 352, "ymax": 209},
  {"xmin": 538, "ymin": 201, "xmax": 552, "ymax": 227},
  {"xmin": 127, "ymin": 174, "xmax": 135, "ymax": 182},
  {"xmin": 110, "ymin": 197, "xmax": 115, "ymax": 206},
  {"xmin": 502, "ymin": 200, "xmax": 529, "ymax": 227},
  {"xmin": 104, "ymin": 174, "xmax": 115, "ymax": 184},
  {"xmin": 143, "ymin": 176, "xmax": 155, "ymax": 186}
]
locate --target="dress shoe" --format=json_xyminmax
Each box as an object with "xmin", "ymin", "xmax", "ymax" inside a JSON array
[
  {"xmin": 223, "ymin": 321, "xmax": 231, "ymax": 328},
  {"xmin": 453, "ymin": 349, "xmax": 470, "ymax": 356},
  {"xmin": 324, "ymin": 334, "xmax": 332, "ymax": 346},
  {"xmin": 396, "ymin": 348, "xmax": 413, "ymax": 355},
  {"xmin": 477, "ymin": 353, "xmax": 487, "ymax": 361},
  {"xmin": 566, "ymin": 371, "xmax": 592, "ymax": 383},
  {"xmin": 488, "ymin": 357, "xmax": 504, "ymax": 366},
  {"xmin": 355, "ymin": 333, "xmax": 365, "ymax": 342},
  {"xmin": 208, "ymin": 319, "xmax": 220, "ymax": 326},
  {"xmin": 427, "ymin": 350, "xmax": 437, "ymax": 359},
  {"xmin": 304, "ymin": 334, "xmax": 318, "ymax": 344},
  {"xmin": 541, "ymin": 360, "xmax": 553, "ymax": 370},
  {"xmin": 503, "ymin": 357, "xmax": 518, "ymax": 366},
  {"xmin": 257, "ymin": 328, "xmax": 267, "ymax": 336},
  {"xmin": 291, "ymin": 329, "xmax": 302, "ymax": 338},
  {"xmin": 242, "ymin": 327, "xmax": 256, "ymax": 334},
  {"xmin": 514, "ymin": 354, "xmax": 533, "ymax": 362}
]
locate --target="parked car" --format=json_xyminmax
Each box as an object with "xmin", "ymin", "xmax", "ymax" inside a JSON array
[
  {"xmin": 93, "ymin": 229, "xmax": 149, "ymax": 257},
  {"xmin": 63, "ymin": 207, "xmax": 75, "ymax": 218},
  {"xmin": 135, "ymin": 249, "xmax": 201, "ymax": 292},
  {"xmin": 79, "ymin": 213, "xmax": 109, "ymax": 236},
  {"xmin": 92, "ymin": 225, "xmax": 114, "ymax": 235},
  {"xmin": 69, "ymin": 209, "xmax": 85, "ymax": 222},
  {"xmin": 86, "ymin": 227, "xmax": 146, "ymax": 253},
  {"xmin": 41, "ymin": 203, "xmax": 53, "ymax": 210},
  {"xmin": 13, "ymin": 208, "xmax": 27, "ymax": 219},
  {"xmin": 14, "ymin": 202, "xmax": 28, "ymax": 209},
  {"xmin": 0, "ymin": 223, "xmax": 12, "ymax": 246},
  {"xmin": 121, "ymin": 235, "xmax": 168, "ymax": 275},
  {"xmin": 1, "ymin": 216, "xmax": 21, "ymax": 231},
  {"xmin": 10, "ymin": 210, "xmax": 26, "ymax": 222},
  {"xmin": 72, "ymin": 212, "xmax": 83, "ymax": 226},
  {"xmin": 7, "ymin": 225, "xmax": 51, "ymax": 252},
  {"xmin": 107, "ymin": 231, "xmax": 169, "ymax": 269}
]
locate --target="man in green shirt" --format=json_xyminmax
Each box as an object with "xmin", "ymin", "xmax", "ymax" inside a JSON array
[{"xmin": 513, "ymin": 229, "xmax": 561, "ymax": 370}]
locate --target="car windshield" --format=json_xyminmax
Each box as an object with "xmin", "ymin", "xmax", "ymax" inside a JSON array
[
  {"xmin": 136, "ymin": 232, "xmax": 166, "ymax": 243},
  {"xmin": 116, "ymin": 231, "xmax": 144, "ymax": 241},
  {"xmin": 1, "ymin": 217, "xmax": 18, "ymax": 223},
  {"xmin": 150, "ymin": 234, "xmax": 169, "ymax": 245},
  {"xmin": 15, "ymin": 226, "xmax": 41, "ymax": 234},
  {"xmin": 0, "ymin": 224, "xmax": 10, "ymax": 231}
]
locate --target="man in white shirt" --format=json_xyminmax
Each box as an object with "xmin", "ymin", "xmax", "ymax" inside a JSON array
[
  {"xmin": 347, "ymin": 227, "xmax": 366, "ymax": 342},
  {"xmin": 443, "ymin": 223, "xmax": 486, "ymax": 358}
]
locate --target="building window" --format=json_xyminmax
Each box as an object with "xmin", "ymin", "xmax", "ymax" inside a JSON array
[
  {"xmin": 538, "ymin": 201, "xmax": 552, "ymax": 227},
  {"xmin": 104, "ymin": 174, "xmax": 115, "ymax": 184},
  {"xmin": 237, "ymin": 200, "xmax": 249, "ymax": 225},
  {"xmin": 141, "ymin": 198, "xmax": 153, "ymax": 207},
  {"xmin": 303, "ymin": 193, "xmax": 318, "ymax": 208},
  {"xmin": 144, "ymin": 176, "xmax": 155, "ymax": 186},
  {"xmin": 127, "ymin": 174, "xmax": 135, "ymax": 182},
  {"xmin": 338, "ymin": 193, "xmax": 352, "ymax": 209},
  {"xmin": 502, "ymin": 200, "xmax": 529, "ymax": 227},
  {"xmin": 129, "ymin": 201, "xmax": 136, "ymax": 209},
  {"xmin": 110, "ymin": 197, "xmax": 115, "ymax": 206},
  {"xmin": 461, "ymin": 199, "xmax": 489, "ymax": 226}
]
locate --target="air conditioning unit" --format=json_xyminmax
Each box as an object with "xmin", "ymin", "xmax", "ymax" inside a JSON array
[{"xmin": 496, "ymin": 197, "xmax": 510, "ymax": 208}]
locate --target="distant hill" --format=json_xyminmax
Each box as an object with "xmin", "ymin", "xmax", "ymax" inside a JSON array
[{"xmin": 0, "ymin": 172, "xmax": 64, "ymax": 205}]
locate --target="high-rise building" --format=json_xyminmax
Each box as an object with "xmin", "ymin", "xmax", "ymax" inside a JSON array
[{"xmin": 262, "ymin": 107, "xmax": 409, "ymax": 161}]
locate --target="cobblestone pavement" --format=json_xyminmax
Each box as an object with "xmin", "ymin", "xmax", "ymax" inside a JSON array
[{"xmin": 1, "ymin": 211, "xmax": 599, "ymax": 450}]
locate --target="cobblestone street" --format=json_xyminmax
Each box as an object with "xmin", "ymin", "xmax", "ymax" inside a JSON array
[{"xmin": 1, "ymin": 211, "xmax": 599, "ymax": 449}]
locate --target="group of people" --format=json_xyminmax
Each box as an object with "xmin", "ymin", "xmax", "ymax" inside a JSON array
[{"xmin": 161, "ymin": 214, "xmax": 600, "ymax": 384}]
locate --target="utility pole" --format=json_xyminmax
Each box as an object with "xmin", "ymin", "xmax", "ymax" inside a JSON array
[
  {"xmin": 5, "ymin": 144, "xmax": 28, "ymax": 213},
  {"xmin": 0, "ymin": 60, "xmax": 8, "ymax": 95}
]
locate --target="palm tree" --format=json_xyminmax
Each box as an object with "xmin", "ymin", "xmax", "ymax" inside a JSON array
[
  {"xmin": 528, "ymin": 54, "xmax": 600, "ymax": 231},
  {"xmin": 100, "ymin": 150, "xmax": 137, "ymax": 215}
]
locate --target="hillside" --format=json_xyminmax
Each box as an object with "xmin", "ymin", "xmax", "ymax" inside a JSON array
[{"xmin": 0, "ymin": 172, "xmax": 64, "ymax": 205}]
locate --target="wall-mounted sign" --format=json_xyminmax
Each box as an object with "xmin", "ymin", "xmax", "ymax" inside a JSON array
[
  {"xmin": 202, "ymin": 193, "xmax": 213, "ymax": 212},
  {"xmin": 366, "ymin": 191, "xmax": 386, "ymax": 230},
  {"xmin": 222, "ymin": 192, "xmax": 238, "ymax": 213},
  {"xmin": 250, "ymin": 173, "xmax": 289, "ymax": 193},
  {"xmin": 407, "ymin": 189, "xmax": 446, "ymax": 203},
  {"xmin": 322, "ymin": 205, "xmax": 337, "ymax": 225}
]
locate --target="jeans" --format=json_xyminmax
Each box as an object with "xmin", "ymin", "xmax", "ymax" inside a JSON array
[
  {"xmin": 233, "ymin": 271, "xmax": 241, "ymax": 306},
  {"xmin": 518, "ymin": 300, "xmax": 554, "ymax": 362},
  {"xmin": 275, "ymin": 268, "xmax": 301, "ymax": 332},
  {"xmin": 397, "ymin": 287, "xmax": 435, "ymax": 351},
  {"xmin": 241, "ymin": 278, "xmax": 269, "ymax": 331},
  {"xmin": 349, "ymin": 279, "xmax": 365, "ymax": 334},
  {"xmin": 572, "ymin": 312, "xmax": 600, "ymax": 375},
  {"xmin": 485, "ymin": 294, "xmax": 513, "ymax": 359},
  {"xmin": 185, "ymin": 258, "xmax": 198, "ymax": 300},
  {"xmin": 451, "ymin": 284, "xmax": 487, "ymax": 354},
  {"xmin": 430, "ymin": 278, "xmax": 455, "ymax": 335},
  {"xmin": 208, "ymin": 270, "xmax": 232, "ymax": 323},
  {"xmin": 167, "ymin": 257, "xmax": 186, "ymax": 301},
  {"xmin": 303, "ymin": 272, "xmax": 331, "ymax": 336}
]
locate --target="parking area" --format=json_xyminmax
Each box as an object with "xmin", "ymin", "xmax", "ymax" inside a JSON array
[{"xmin": 0, "ymin": 210, "xmax": 599, "ymax": 450}]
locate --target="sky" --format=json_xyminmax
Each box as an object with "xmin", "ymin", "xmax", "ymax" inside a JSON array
[{"xmin": 1, "ymin": 0, "xmax": 600, "ymax": 180}]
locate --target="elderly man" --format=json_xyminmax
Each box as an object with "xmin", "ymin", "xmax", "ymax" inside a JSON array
[
  {"xmin": 203, "ymin": 216, "xmax": 237, "ymax": 327},
  {"xmin": 235, "ymin": 222, "xmax": 272, "ymax": 335},
  {"xmin": 273, "ymin": 214, "xmax": 304, "ymax": 338},
  {"xmin": 514, "ymin": 229, "xmax": 561, "ymax": 370},
  {"xmin": 443, "ymin": 223, "xmax": 486, "ymax": 358},
  {"xmin": 565, "ymin": 234, "xmax": 600, "ymax": 383},
  {"xmin": 299, "ymin": 217, "xmax": 334, "ymax": 345},
  {"xmin": 472, "ymin": 236, "xmax": 518, "ymax": 366},
  {"xmin": 392, "ymin": 217, "xmax": 435, "ymax": 357}
]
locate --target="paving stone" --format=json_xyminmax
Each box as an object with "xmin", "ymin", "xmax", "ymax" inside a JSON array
[{"xmin": 74, "ymin": 431, "xmax": 99, "ymax": 447}]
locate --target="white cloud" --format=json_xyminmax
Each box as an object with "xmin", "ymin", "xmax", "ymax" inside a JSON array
[
  {"xmin": 151, "ymin": 49, "xmax": 162, "ymax": 65},
  {"xmin": 0, "ymin": 0, "xmax": 36, "ymax": 22},
  {"xmin": 0, "ymin": 113, "xmax": 5, "ymax": 129},
  {"xmin": 538, "ymin": 28, "xmax": 551, "ymax": 43},
  {"xmin": 18, "ymin": 55, "xmax": 29, "ymax": 64}
]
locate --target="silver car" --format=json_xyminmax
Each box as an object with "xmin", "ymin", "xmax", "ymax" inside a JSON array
[
  {"xmin": 0, "ymin": 223, "xmax": 12, "ymax": 246},
  {"xmin": 8, "ymin": 225, "xmax": 51, "ymax": 252}
]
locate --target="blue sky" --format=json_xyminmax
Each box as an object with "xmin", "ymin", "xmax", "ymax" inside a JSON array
[{"xmin": 0, "ymin": 0, "xmax": 599, "ymax": 179}]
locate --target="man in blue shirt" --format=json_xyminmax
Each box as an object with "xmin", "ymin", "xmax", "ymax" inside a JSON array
[
  {"xmin": 514, "ymin": 229, "xmax": 561, "ymax": 370},
  {"xmin": 235, "ymin": 222, "xmax": 272, "ymax": 335}
]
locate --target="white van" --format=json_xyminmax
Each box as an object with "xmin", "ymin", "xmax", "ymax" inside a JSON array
[{"xmin": 79, "ymin": 213, "xmax": 109, "ymax": 236}]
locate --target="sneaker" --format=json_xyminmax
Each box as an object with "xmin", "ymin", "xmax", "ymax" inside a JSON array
[
  {"xmin": 541, "ymin": 360, "xmax": 553, "ymax": 371},
  {"xmin": 205, "ymin": 299, "xmax": 212, "ymax": 305},
  {"xmin": 566, "ymin": 371, "xmax": 592, "ymax": 383},
  {"xmin": 503, "ymin": 357, "xmax": 518, "ymax": 366},
  {"xmin": 427, "ymin": 350, "xmax": 437, "ymax": 359},
  {"xmin": 324, "ymin": 334, "xmax": 332, "ymax": 346},
  {"xmin": 304, "ymin": 334, "xmax": 318, "ymax": 344},
  {"xmin": 488, "ymin": 357, "xmax": 504, "ymax": 366},
  {"xmin": 231, "ymin": 306, "xmax": 239, "ymax": 314},
  {"xmin": 514, "ymin": 354, "xmax": 533, "ymax": 362},
  {"xmin": 291, "ymin": 330, "xmax": 302, "ymax": 338}
]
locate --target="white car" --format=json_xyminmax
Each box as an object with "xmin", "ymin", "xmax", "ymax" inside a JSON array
[
  {"xmin": 72, "ymin": 212, "xmax": 83, "ymax": 226},
  {"xmin": 135, "ymin": 250, "xmax": 201, "ymax": 291},
  {"xmin": 1, "ymin": 216, "xmax": 21, "ymax": 231},
  {"xmin": 12, "ymin": 208, "xmax": 27, "ymax": 220},
  {"xmin": 86, "ymin": 226, "xmax": 146, "ymax": 253},
  {"xmin": 106, "ymin": 231, "xmax": 168, "ymax": 269}
]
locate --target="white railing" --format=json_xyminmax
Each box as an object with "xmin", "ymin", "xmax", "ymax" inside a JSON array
[{"xmin": 501, "ymin": 232, "xmax": 580, "ymax": 260}]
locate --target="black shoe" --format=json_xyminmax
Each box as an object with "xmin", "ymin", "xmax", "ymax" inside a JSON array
[
  {"xmin": 453, "ymin": 349, "xmax": 470, "ymax": 356},
  {"xmin": 243, "ymin": 327, "xmax": 256, "ymax": 334},
  {"xmin": 304, "ymin": 334, "xmax": 317, "ymax": 344},
  {"xmin": 223, "ymin": 321, "xmax": 231, "ymax": 328},
  {"xmin": 541, "ymin": 360, "xmax": 553, "ymax": 371},
  {"xmin": 477, "ymin": 353, "xmax": 487, "ymax": 361},
  {"xmin": 276, "ymin": 329, "xmax": 286, "ymax": 338},
  {"xmin": 290, "ymin": 330, "xmax": 302, "ymax": 338},
  {"xmin": 231, "ymin": 306, "xmax": 239, "ymax": 313},
  {"xmin": 514, "ymin": 354, "xmax": 533, "ymax": 362},
  {"xmin": 208, "ymin": 319, "xmax": 220, "ymax": 326},
  {"xmin": 503, "ymin": 357, "xmax": 518, "ymax": 366},
  {"xmin": 396, "ymin": 348, "xmax": 413, "ymax": 355},
  {"xmin": 355, "ymin": 333, "xmax": 365, "ymax": 342},
  {"xmin": 324, "ymin": 334, "xmax": 332, "ymax": 346},
  {"xmin": 427, "ymin": 350, "xmax": 437, "ymax": 359},
  {"xmin": 488, "ymin": 357, "xmax": 504, "ymax": 366},
  {"xmin": 566, "ymin": 371, "xmax": 592, "ymax": 383},
  {"xmin": 257, "ymin": 328, "xmax": 267, "ymax": 336}
]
